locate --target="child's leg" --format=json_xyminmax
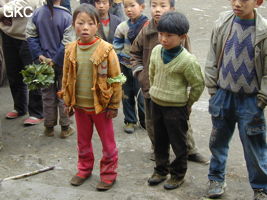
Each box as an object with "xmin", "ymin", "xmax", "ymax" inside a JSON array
[
  {"xmin": 41, "ymin": 84, "xmax": 58, "ymax": 128},
  {"xmin": 162, "ymin": 106, "xmax": 188, "ymax": 180},
  {"xmin": 134, "ymin": 78, "xmax": 145, "ymax": 128},
  {"xmin": 151, "ymin": 101, "xmax": 170, "ymax": 176},
  {"xmin": 93, "ymin": 112, "xmax": 118, "ymax": 183},
  {"xmin": 121, "ymin": 65, "xmax": 138, "ymax": 125},
  {"xmin": 237, "ymin": 95, "xmax": 267, "ymax": 192},
  {"xmin": 144, "ymin": 98, "xmax": 155, "ymax": 149},
  {"xmin": 74, "ymin": 109, "xmax": 94, "ymax": 177},
  {"xmin": 56, "ymin": 70, "xmax": 70, "ymax": 127},
  {"xmin": 208, "ymin": 89, "xmax": 236, "ymax": 182}
]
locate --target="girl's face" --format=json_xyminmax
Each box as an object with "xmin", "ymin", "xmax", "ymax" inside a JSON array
[{"xmin": 74, "ymin": 12, "xmax": 99, "ymax": 43}]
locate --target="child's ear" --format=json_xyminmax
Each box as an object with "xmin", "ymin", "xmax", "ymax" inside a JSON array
[
  {"xmin": 141, "ymin": 3, "xmax": 145, "ymax": 11},
  {"xmin": 170, "ymin": 7, "xmax": 175, "ymax": 11},
  {"xmin": 255, "ymin": 0, "xmax": 263, "ymax": 8}
]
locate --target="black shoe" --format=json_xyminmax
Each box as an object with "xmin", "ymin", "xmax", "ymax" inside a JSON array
[
  {"xmin": 188, "ymin": 153, "xmax": 210, "ymax": 165},
  {"xmin": 207, "ymin": 180, "xmax": 226, "ymax": 198},
  {"xmin": 148, "ymin": 173, "xmax": 167, "ymax": 186},
  {"xmin": 164, "ymin": 177, "xmax": 184, "ymax": 190}
]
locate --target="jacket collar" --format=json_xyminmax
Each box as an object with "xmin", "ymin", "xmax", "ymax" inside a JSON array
[{"xmin": 144, "ymin": 19, "xmax": 158, "ymax": 36}]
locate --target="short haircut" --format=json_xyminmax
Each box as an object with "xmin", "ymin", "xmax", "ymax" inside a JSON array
[
  {"xmin": 150, "ymin": 0, "xmax": 175, "ymax": 8},
  {"xmin": 94, "ymin": 0, "xmax": 113, "ymax": 6},
  {"xmin": 157, "ymin": 11, "xmax": 189, "ymax": 35},
  {"xmin": 73, "ymin": 4, "xmax": 100, "ymax": 25},
  {"xmin": 123, "ymin": 0, "xmax": 144, "ymax": 5}
]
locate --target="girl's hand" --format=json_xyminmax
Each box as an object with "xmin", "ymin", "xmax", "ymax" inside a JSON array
[
  {"xmin": 64, "ymin": 106, "xmax": 74, "ymax": 117},
  {"xmin": 39, "ymin": 55, "xmax": 52, "ymax": 64},
  {"xmin": 106, "ymin": 109, "xmax": 118, "ymax": 119}
]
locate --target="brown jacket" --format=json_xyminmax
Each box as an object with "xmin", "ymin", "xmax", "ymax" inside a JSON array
[
  {"xmin": 58, "ymin": 38, "xmax": 122, "ymax": 114},
  {"xmin": 130, "ymin": 19, "xmax": 191, "ymax": 98}
]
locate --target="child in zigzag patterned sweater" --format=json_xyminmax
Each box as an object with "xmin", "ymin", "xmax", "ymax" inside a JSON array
[{"xmin": 205, "ymin": 0, "xmax": 267, "ymax": 199}]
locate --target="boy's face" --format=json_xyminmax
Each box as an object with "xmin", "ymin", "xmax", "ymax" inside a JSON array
[
  {"xmin": 123, "ymin": 0, "xmax": 144, "ymax": 20},
  {"xmin": 158, "ymin": 32, "xmax": 185, "ymax": 50},
  {"xmin": 150, "ymin": 0, "xmax": 173, "ymax": 23},
  {"xmin": 95, "ymin": 0, "xmax": 110, "ymax": 17},
  {"xmin": 230, "ymin": 0, "xmax": 263, "ymax": 19}
]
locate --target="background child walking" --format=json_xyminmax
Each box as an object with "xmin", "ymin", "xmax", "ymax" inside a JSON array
[
  {"xmin": 94, "ymin": 0, "xmax": 122, "ymax": 44},
  {"xmin": 113, "ymin": 0, "xmax": 147, "ymax": 133},
  {"xmin": 130, "ymin": 0, "xmax": 208, "ymax": 163},
  {"xmin": 205, "ymin": 0, "xmax": 267, "ymax": 199},
  {"xmin": 147, "ymin": 11, "xmax": 204, "ymax": 190},
  {"xmin": 26, "ymin": 0, "xmax": 74, "ymax": 138},
  {"xmin": 58, "ymin": 4, "xmax": 122, "ymax": 191}
]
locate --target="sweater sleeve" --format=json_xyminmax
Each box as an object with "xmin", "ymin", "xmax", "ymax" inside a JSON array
[
  {"xmin": 52, "ymin": 16, "xmax": 73, "ymax": 66},
  {"xmin": 149, "ymin": 47, "xmax": 156, "ymax": 87},
  {"xmin": 184, "ymin": 59, "xmax": 205, "ymax": 107},
  {"xmin": 113, "ymin": 22, "xmax": 125, "ymax": 54},
  {"xmin": 107, "ymin": 48, "xmax": 122, "ymax": 110},
  {"xmin": 26, "ymin": 15, "xmax": 43, "ymax": 61}
]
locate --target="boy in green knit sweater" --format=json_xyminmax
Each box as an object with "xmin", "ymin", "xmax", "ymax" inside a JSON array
[{"xmin": 148, "ymin": 11, "xmax": 204, "ymax": 190}]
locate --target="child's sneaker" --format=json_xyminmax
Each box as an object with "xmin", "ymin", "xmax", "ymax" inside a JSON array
[
  {"xmin": 163, "ymin": 176, "xmax": 184, "ymax": 190},
  {"xmin": 254, "ymin": 189, "xmax": 267, "ymax": 200},
  {"xmin": 60, "ymin": 126, "xmax": 74, "ymax": 139},
  {"xmin": 207, "ymin": 180, "xmax": 226, "ymax": 198},
  {"xmin": 148, "ymin": 172, "xmax": 167, "ymax": 186},
  {"xmin": 44, "ymin": 127, "xmax": 54, "ymax": 137},
  {"xmin": 124, "ymin": 123, "xmax": 135, "ymax": 134}
]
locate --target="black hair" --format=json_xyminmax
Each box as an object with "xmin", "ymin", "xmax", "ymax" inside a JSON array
[
  {"xmin": 123, "ymin": 0, "xmax": 144, "ymax": 5},
  {"xmin": 94, "ymin": 0, "xmax": 113, "ymax": 6},
  {"xmin": 150, "ymin": 0, "xmax": 175, "ymax": 8},
  {"xmin": 157, "ymin": 11, "xmax": 189, "ymax": 35},
  {"xmin": 73, "ymin": 4, "xmax": 100, "ymax": 25},
  {"xmin": 47, "ymin": 0, "xmax": 56, "ymax": 16}
]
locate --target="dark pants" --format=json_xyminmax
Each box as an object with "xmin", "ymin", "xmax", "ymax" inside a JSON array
[
  {"xmin": 121, "ymin": 64, "xmax": 145, "ymax": 127},
  {"xmin": 2, "ymin": 32, "xmax": 43, "ymax": 118},
  {"xmin": 151, "ymin": 101, "xmax": 188, "ymax": 180},
  {"xmin": 41, "ymin": 68, "xmax": 70, "ymax": 128}
]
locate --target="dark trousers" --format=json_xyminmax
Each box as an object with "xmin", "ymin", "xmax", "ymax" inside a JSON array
[
  {"xmin": 121, "ymin": 64, "xmax": 145, "ymax": 127},
  {"xmin": 2, "ymin": 33, "xmax": 43, "ymax": 118},
  {"xmin": 151, "ymin": 101, "xmax": 188, "ymax": 180}
]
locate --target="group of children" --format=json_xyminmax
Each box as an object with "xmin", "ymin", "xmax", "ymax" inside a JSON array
[{"xmin": 1, "ymin": 0, "xmax": 267, "ymax": 199}]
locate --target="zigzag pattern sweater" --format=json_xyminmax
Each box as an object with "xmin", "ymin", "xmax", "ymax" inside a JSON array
[{"xmin": 218, "ymin": 17, "xmax": 259, "ymax": 93}]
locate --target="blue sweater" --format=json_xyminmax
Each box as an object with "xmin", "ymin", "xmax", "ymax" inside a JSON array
[{"xmin": 26, "ymin": 5, "xmax": 73, "ymax": 67}]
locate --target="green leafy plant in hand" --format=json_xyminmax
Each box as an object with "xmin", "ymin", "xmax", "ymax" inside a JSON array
[{"xmin": 21, "ymin": 63, "xmax": 55, "ymax": 90}]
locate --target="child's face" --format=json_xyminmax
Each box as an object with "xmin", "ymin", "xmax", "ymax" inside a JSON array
[
  {"xmin": 95, "ymin": 0, "xmax": 110, "ymax": 18},
  {"xmin": 74, "ymin": 12, "xmax": 99, "ymax": 43},
  {"xmin": 123, "ymin": 0, "xmax": 144, "ymax": 20},
  {"xmin": 158, "ymin": 32, "xmax": 185, "ymax": 50},
  {"xmin": 150, "ymin": 0, "xmax": 172, "ymax": 23},
  {"xmin": 230, "ymin": 0, "xmax": 263, "ymax": 19}
]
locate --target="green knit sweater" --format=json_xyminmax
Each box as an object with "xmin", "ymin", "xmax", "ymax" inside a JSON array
[{"xmin": 149, "ymin": 45, "xmax": 204, "ymax": 107}]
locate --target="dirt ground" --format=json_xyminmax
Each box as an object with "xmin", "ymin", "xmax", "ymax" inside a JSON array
[{"xmin": 0, "ymin": 0, "xmax": 266, "ymax": 200}]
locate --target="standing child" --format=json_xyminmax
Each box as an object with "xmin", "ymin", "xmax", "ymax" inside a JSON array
[
  {"xmin": 26, "ymin": 0, "xmax": 74, "ymax": 138},
  {"xmin": 148, "ymin": 11, "xmax": 204, "ymax": 190},
  {"xmin": 130, "ymin": 0, "xmax": 208, "ymax": 163},
  {"xmin": 94, "ymin": 0, "xmax": 122, "ymax": 44},
  {"xmin": 113, "ymin": 0, "xmax": 147, "ymax": 133},
  {"xmin": 205, "ymin": 0, "xmax": 267, "ymax": 199},
  {"xmin": 58, "ymin": 4, "xmax": 122, "ymax": 191}
]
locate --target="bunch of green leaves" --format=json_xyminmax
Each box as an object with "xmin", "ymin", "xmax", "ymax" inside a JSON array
[{"xmin": 21, "ymin": 63, "xmax": 55, "ymax": 90}]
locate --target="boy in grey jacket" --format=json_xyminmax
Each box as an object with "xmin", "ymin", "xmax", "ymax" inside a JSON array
[{"xmin": 205, "ymin": 0, "xmax": 267, "ymax": 199}]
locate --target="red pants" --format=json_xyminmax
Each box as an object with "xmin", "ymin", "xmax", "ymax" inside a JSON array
[{"xmin": 74, "ymin": 109, "xmax": 118, "ymax": 183}]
